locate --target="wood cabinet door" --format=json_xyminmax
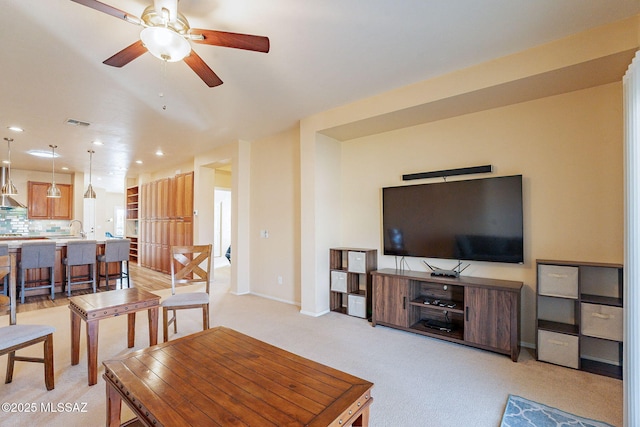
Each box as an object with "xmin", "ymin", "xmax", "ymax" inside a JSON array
[
  {"xmin": 158, "ymin": 178, "xmax": 169, "ymax": 219},
  {"xmin": 175, "ymin": 172, "xmax": 194, "ymax": 218},
  {"xmin": 167, "ymin": 177, "xmax": 177, "ymax": 219},
  {"xmin": 464, "ymin": 286, "xmax": 512, "ymax": 352},
  {"xmin": 372, "ymin": 275, "xmax": 409, "ymax": 327},
  {"xmin": 50, "ymin": 183, "xmax": 72, "ymax": 219},
  {"xmin": 183, "ymin": 172, "xmax": 193, "ymax": 217},
  {"xmin": 140, "ymin": 183, "xmax": 148, "ymax": 220},
  {"xmin": 27, "ymin": 182, "xmax": 50, "ymax": 218},
  {"xmin": 27, "ymin": 181, "xmax": 72, "ymax": 219}
]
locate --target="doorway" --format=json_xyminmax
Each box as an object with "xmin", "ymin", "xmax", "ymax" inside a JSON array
[{"xmin": 213, "ymin": 188, "xmax": 231, "ymax": 264}]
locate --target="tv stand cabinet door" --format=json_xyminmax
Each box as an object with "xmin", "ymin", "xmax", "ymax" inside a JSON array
[
  {"xmin": 464, "ymin": 286, "xmax": 517, "ymax": 359},
  {"xmin": 372, "ymin": 275, "xmax": 409, "ymax": 328}
]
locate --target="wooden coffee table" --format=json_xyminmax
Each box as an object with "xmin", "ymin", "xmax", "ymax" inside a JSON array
[
  {"xmin": 104, "ymin": 326, "xmax": 374, "ymax": 426},
  {"xmin": 69, "ymin": 288, "xmax": 160, "ymax": 386}
]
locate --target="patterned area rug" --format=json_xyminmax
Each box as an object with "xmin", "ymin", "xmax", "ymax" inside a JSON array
[{"xmin": 500, "ymin": 395, "xmax": 614, "ymax": 427}]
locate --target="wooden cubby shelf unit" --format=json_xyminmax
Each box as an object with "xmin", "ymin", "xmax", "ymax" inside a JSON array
[
  {"xmin": 372, "ymin": 269, "xmax": 523, "ymax": 361},
  {"xmin": 329, "ymin": 248, "xmax": 377, "ymax": 319},
  {"xmin": 536, "ymin": 259, "xmax": 624, "ymax": 379}
]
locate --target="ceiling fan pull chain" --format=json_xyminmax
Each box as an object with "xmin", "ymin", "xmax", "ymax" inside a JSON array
[{"xmin": 160, "ymin": 59, "xmax": 167, "ymax": 111}]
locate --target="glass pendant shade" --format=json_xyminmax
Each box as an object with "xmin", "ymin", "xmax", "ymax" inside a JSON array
[
  {"xmin": 140, "ymin": 26, "xmax": 191, "ymax": 62},
  {"xmin": 84, "ymin": 150, "xmax": 96, "ymax": 199},
  {"xmin": 2, "ymin": 137, "xmax": 17, "ymax": 196},
  {"xmin": 47, "ymin": 144, "xmax": 61, "ymax": 198}
]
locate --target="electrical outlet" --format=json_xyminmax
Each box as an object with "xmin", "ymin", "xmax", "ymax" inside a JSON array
[{"xmin": 277, "ymin": 276, "xmax": 283, "ymax": 285}]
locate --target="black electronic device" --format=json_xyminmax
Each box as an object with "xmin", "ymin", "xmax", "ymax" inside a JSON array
[
  {"xmin": 424, "ymin": 319, "xmax": 453, "ymax": 333},
  {"xmin": 382, "ymin": 174, "xmax": 524, "ymax": 264}
]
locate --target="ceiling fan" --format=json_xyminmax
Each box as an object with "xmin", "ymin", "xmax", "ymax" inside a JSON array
[{"xmin": 70, "ymin": 0, "xmax": 270, "ymax": 87}]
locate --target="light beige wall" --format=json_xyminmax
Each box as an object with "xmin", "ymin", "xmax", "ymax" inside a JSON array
[
  {"xmin": 249, "ymin": 126, "xmax": 301, "ymax": 304},
  {"xmin": 145, "ymin": 160, "xmax": 194, "ymax": 183},
  {"xmin": 299, "ymin": 15, "xmax": 637, "ymax": 324},
  {"xmin": 340, "ymin": 82, "xmax": 624, "ymax": 345},
  {"xmin": 215, "ymin": 170, "xmax": 232, "ymax": 189}
]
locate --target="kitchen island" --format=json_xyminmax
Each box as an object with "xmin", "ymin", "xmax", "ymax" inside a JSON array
[{"xmin": 2, "ymin": 236, "xmax": 120, "ymax": 297}]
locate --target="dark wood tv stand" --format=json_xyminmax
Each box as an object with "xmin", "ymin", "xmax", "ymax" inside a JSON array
[{"xmin": 371, "ymin": 269, "xmax": 523, "ymax": 361}]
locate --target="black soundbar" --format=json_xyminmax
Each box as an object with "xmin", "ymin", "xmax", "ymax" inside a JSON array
[{"xmin": 402, "ymin": 165, "xmax": 492, "ymax": 181}]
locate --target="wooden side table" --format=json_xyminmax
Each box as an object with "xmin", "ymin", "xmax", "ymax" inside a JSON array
[{"xmin": 69, "ymin": 288, "xmax": 160, "ymax": 386}]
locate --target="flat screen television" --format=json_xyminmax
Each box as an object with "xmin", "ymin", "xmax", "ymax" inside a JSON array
[{"xmin": 382, "ymin": 174, "xmax": 524, "ymax": 264}]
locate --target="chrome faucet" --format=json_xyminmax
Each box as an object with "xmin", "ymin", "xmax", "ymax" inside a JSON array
[{"xmin": 69, "ymin": 219, "xmax": 86, "ymax": 238}]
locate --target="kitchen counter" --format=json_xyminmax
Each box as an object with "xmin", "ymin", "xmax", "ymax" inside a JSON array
[
  {"xmin": 2, "ymin": 236, "xmax": 107, "ymax": 250},
  {"xmin": 5, "ymin": 238, "xmax": 119, "ymax": 298}
]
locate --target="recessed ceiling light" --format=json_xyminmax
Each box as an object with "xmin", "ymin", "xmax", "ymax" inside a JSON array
[
  {"xmin": 155, "ymin": 150, "xmax": 164, "ymax": 156},
  {"xmin": 135, "ymin": 160, "xmax": 143, "ymax": 164},
  {"xmin": 27, "ymin": 149, "xmax": 59, "ymax": 158},
  {"xmin": 61, "ymin": 167, "xmax": 69, "ymax": 170},
  {"xmin": 92, "ymin": 140, "xmax": 103, "ymax": 145},
  {"xmin": 7, "ymin": 126, "xmax": 24, "ymax": 132},
  {"xmin": 2, "ymin": 160, "xmax": 9, "ymax": 165}
]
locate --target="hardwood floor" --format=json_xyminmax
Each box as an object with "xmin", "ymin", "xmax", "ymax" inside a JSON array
[{"xmin": 10, "ymin": 263, "xmax": 174, "ymax": 314}]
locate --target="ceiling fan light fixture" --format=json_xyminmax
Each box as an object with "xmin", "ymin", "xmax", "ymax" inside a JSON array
[{"xmin": 140, "ymin": 26, "xmax": 191, "ymax": 62}]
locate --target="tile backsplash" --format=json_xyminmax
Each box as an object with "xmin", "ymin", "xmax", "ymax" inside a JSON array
[{"xmin": 0, "ymin": 208, "xmax": 71, "ymax": 236}]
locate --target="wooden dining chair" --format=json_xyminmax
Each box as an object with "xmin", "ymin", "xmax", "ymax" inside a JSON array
[
  {"xmin": 162, "ymin": 245, "xmax": 212, "ymax": 342},
  {"xmin": 0, "ymin": 254, "xmax": 55, "ymax": 390}
]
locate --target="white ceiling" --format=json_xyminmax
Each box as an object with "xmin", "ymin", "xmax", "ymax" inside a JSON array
[{"xmin": 1, "ymin": 0, "xmax": 639, "ymax": 192}]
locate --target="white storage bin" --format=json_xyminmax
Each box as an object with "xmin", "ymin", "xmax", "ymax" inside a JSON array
[
  {"xmin": 538, "ymin": 265, "xmax": 579, "ymax": 299},
  {"xmin": 330, "ymin": 271, "xmax": 347, "ymax": 293},
  {"xmin": 581, "ymin": 303, "xmax": 623, "ymax": 342},
  {"xmin": 348, "ymin": 251, "xmax": 366, "ymax": 274},
  {"xmin": 347, "ymin": 294, "xmax": 366, "ymax": 318},
  {"xmin": 538, "ymin": 330, "xmax": 579, "ymax": 369}
]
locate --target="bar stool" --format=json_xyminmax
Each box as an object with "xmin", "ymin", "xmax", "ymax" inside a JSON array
[
  {"xmin": 62, "ymin": 240, "xmax": 97, "ymax": 297},
  {"xmin": 97, "ymin": 239, "xmax": 130, "ymax": 290},
  {"xmin": 19, "ymin": 241, "xmax": 56, "ymax": 304},
  {"xmin": 0, "ymin": 244, "xmax": 8, "ymax": 296}
]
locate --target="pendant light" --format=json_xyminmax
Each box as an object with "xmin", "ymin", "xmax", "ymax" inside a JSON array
[
  {"xmin": 2, "ymin": 138, "xmax": 18, "ymax": 196},
  {"xmin": 84, "ymin": 149, "xmax": 96, "ymax": 199},
  {"xmin": 46, "ymin": 144, "xmax": 61, "ymax": 198}
]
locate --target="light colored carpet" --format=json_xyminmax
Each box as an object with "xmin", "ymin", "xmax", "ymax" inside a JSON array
[{"xmin": 0, "ymin": 269, "xmax": 623, "ymax": 426}]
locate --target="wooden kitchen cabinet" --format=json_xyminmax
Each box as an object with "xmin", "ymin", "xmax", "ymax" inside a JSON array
[
  {"xmin": 27, "ymin": 181, "xmax": 73, "ymax": 219},
  {"xmin": 139, "ymin": 172, "xmax": 194, "ymax": 273},
  {"xmin": 175, "ymin": 172, "xmax": 193, "ymax": 218}
]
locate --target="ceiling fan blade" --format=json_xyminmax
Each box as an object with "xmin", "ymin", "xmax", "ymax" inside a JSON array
[
  {"xmin": 103, "ymin": 40, "xmax": 148, "ymax": 67},
  {"xmin": 190, "ymin": 29, "xmax": 270, "ymax": 53},
  {"xmin": 184, "ymin": 51, "xmax": 223, "ymax": 87},
  {"xmin": 70, "ymin": 0, "xmax": 141, "ymax": 24}
]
